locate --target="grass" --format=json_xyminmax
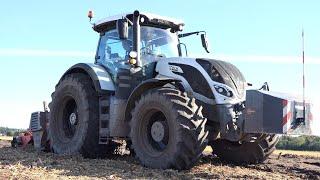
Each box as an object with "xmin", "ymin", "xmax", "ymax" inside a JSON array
[
  {"xmin": 0, "ymin": 136, "xmax": 13, "ymax": 141},
  {"xmin": 205, "ymin": 145, "xmax": 320, "ymax": 158}
]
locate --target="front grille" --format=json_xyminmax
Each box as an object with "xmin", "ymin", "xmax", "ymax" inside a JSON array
[
  {"xmin": 196, "ymin": 59, "xmax": 224, "ymax": 84},
  {"xmin": 29, "ymin": 112, "xmax": 41, "ymax": 132}
]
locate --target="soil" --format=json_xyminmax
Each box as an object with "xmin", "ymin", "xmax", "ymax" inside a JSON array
[{"xmin": 0, "ymin": 140, "xmax": 319, "ymax": 179}]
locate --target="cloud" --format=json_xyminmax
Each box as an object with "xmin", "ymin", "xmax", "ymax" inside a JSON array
[
  {"xmin": 0, "ymin": 48, "xmax": 95, "ymax": 58},
  {"xmin": 191, "ymin": 53, "xmax": 320, "ymax": 65},
  {"xmin": 0, "ymin": 48, "xmax": 319, "ymax": 65}
]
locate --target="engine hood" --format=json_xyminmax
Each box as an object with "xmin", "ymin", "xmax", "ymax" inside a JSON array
[{"xmin": 196, "ymin": 58, "xmax": 246, "ymax": 98}]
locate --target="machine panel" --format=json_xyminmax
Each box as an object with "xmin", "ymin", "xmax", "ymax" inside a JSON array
[{"xmin": 244, "ymin": 90, "xmax": 314, "ymax": 135}]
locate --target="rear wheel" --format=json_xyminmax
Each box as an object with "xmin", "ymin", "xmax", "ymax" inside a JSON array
[
  {"xmin": 210, "ymin": 134, "xmax": 279, "ymax": 164},
  {"xmin": 49, "ymin": 73, "xmax": 116, "ymax": 158},
  {"xmin": 130, "ymin": 88, "xmax": 208, "ymax": 170}
]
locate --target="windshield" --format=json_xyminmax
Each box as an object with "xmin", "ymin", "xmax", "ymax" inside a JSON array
[{"xmin": 140, "ymin": 26, "xmax": 179, "ymax": 58}]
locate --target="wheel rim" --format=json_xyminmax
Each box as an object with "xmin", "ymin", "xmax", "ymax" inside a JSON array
[
  {"xmin": 142, "ymin": 110, "xmax": 169, "ymax": 153},
  {"xmin": 62, "ymin": 98, "xmax": 78, "ymax": 138}
]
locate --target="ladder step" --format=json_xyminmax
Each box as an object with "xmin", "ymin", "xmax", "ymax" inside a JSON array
[
  {"xmin": 100, "ymin": 114, "xmax": 110, "ymax": 120},
  {"xmin": 99, "ymin": 135, "xmax": 109, "ymax": 144},
  {"xmin": 99, "ymin": 128, "xmax": 109, "ymax": 136},
  {"xmin": 100, "ymin": 120, "xmax": 108, "ymax": 128},
  {"xmin": 99, "ymin": 96, "xmax": 110, "ymax": 144},
  {"xmin": 100, "ymin": 100, "xmax": 109, "ymax": 107}
]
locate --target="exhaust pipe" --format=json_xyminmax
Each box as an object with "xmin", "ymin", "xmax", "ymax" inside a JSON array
[{"xmin": 132, "ymin": 10, "xmax": 141, "ymax": 67}]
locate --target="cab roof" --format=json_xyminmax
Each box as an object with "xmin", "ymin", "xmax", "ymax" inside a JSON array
[{"xmin": 93, "ymin": 12, "xmax": 184, "ymax": 33}]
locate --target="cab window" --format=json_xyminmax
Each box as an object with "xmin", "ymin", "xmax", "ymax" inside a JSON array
[{"xmin": 97, "ymin": 29, "xmax": 133, "ymax": 76}]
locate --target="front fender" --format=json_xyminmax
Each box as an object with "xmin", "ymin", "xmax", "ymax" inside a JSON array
[{"xmin": 124, "ymin": 78, "xmax": 181, "ymax": 121}]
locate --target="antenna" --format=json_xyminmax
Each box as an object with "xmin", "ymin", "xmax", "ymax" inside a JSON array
[{"xmin": 302, "ymin": 28, "xmax": 306, "ymax": 123}]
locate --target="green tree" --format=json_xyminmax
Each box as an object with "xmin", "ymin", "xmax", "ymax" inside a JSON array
[
  {"xmin": 6, "ymin": 131, "xmax": 14, "ymax": 136},
  {"xmin": 276, "ymin": 135, "xmax": 320, "ymax": 151}
]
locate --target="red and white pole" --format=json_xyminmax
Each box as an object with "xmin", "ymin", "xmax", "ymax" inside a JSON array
[{"xmin": 302, "ymin": 29, "xmax": 306, "ymax": 122}]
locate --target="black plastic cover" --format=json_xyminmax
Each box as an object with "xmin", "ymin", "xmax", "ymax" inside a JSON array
[{"xmin": 196, "ymin": 59, "xmax": 246, "ymax": 98}]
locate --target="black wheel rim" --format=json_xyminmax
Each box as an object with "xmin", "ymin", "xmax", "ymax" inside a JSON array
[
  {"xmin": 142, "ymin": 110, "xmax": 169, "ymax": 152},
  {"xmin": 62, "ymin": 97, "xmax": 78, "ymax": 138}
]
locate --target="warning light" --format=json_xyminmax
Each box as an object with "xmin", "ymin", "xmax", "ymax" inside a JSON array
[{"xmin": 88, "ymin": 10, "xmax": 94, "ymax": 21}]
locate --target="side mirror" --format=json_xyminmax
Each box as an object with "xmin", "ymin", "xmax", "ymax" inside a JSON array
[
  {"xmin": 201, "ymin": 34, "xmax": 210, "ymax": 53},
  {"xmin": 117, "ymin": 19, "xmax": 128, "ymax": 39}
]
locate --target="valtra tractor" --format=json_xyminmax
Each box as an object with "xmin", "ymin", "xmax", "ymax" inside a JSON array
[{"xmin": 28, "ymin": 10, "xmax": 314, "ymax": 170}]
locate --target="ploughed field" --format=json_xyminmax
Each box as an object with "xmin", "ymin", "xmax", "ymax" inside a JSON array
[{"xmin": 0, "ymin": 139, "xmax": 319, "ymax": 180}]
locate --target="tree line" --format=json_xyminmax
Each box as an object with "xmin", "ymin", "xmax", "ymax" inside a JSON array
[
  {"xmin": 0, "ymin": 127, "xmax": 25, "ymax": 137},
  {"xmin": 276, "ymin": 135, "xmax": 320, "ymax": 151}
]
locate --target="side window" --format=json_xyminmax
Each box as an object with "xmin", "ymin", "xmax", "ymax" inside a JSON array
[
  {"xmin": 97, "ymin": 29, "xmax": 133, "ymax": 78},
  {"xmin": 105, "ymin": 35, "xmax": 127, "ymax": 62}
]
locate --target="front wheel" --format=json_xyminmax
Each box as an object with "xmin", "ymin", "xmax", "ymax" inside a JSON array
[
  {"xmin": 210, "ymin": 134, "xmax": 279, "ymax": 164},
  {"xmin": 130, "ymin": 88, "xmax": 208, "ymax": 170}
]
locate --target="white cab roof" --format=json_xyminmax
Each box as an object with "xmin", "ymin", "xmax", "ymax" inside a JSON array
[{"xmin": 94, "ymin": 12, "xmax": 184, "ymax": 26}]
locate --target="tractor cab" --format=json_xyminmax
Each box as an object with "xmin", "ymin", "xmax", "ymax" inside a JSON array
[{"xmin": 92, "ymin": 11, "xmax": 209, "ymax": 81}]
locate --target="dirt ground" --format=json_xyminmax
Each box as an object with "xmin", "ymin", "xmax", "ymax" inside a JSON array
[{"xmin": 0, "ymin": 140, "xmax": 319, "ymax": 180}]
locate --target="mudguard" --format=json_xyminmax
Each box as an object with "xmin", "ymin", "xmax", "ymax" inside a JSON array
[{"xmin": 60, "ymin": 63, "xmax": 115, "ymax": 93}]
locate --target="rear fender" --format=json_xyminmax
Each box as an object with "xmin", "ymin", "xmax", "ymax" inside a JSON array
[{"xmin": 59, "ymin": 63, "xmax": 115, "ymax": 94}]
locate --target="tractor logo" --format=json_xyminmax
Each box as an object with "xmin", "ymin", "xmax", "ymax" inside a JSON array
[{"xmin": 169, "ymin": 65, "xmax": 183, "ymax": 73}]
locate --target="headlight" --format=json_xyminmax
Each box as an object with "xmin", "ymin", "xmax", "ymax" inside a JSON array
[{"xmin": 213, "ymin": 85, "xmax": 233, "ymax": 98}]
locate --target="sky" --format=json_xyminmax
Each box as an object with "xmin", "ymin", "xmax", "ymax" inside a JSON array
[{"xmin": 0, "ymin": 1, "xmax": 319, "ymax": 134}]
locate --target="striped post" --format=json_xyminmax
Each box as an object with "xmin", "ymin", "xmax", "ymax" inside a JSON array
[{"xmin": 282, "ymin": 100, "xmax": 292, "ymax": 133}]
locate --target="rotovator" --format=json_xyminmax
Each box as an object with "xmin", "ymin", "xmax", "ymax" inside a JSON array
[{"xmin": 28, "ymin": 10, "xmax": 314, "ymax": 170}]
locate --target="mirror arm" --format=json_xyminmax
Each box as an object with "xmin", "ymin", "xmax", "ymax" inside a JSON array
[
  {"xmin": 178, "ymin": 43, "xmax": 188, "ymax": 57},
  {"xmin": 178, "ymin": 31, "xmax": 206, "ymax": 38}
]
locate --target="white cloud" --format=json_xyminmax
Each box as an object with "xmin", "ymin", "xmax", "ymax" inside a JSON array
[
  {"xmin": 190, "ymin": 53, "xmax": 320, "ymax": 65},
  {"xmin": 0, "ymin": 48, "xmax": 95, "ymax": 58},
  {"xmin": 0, "ymin": 48, "xmax": 319, "ymax": 65}
]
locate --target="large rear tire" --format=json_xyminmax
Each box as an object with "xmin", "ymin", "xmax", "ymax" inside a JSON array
[
  {"xmin": 210, "ymin": 134, "xmax": 279, "ymax": 164},
  {"xmin": 130, "ymin": 88, "xmax": 208, "ymax": 170},
  {"xmin": 49, "ymin": 73, "xmax": 116, "ymax": 158}
]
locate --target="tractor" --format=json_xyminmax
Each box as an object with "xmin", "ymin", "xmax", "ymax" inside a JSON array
[{"xmin": 44, "ymin": 10, "xmax": 314, "ymax": 170}]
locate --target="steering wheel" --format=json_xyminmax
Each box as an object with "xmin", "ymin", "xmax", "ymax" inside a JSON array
[{"xmin": 140, "ymin": 46, "xmax": 153, "ymax": 55}]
